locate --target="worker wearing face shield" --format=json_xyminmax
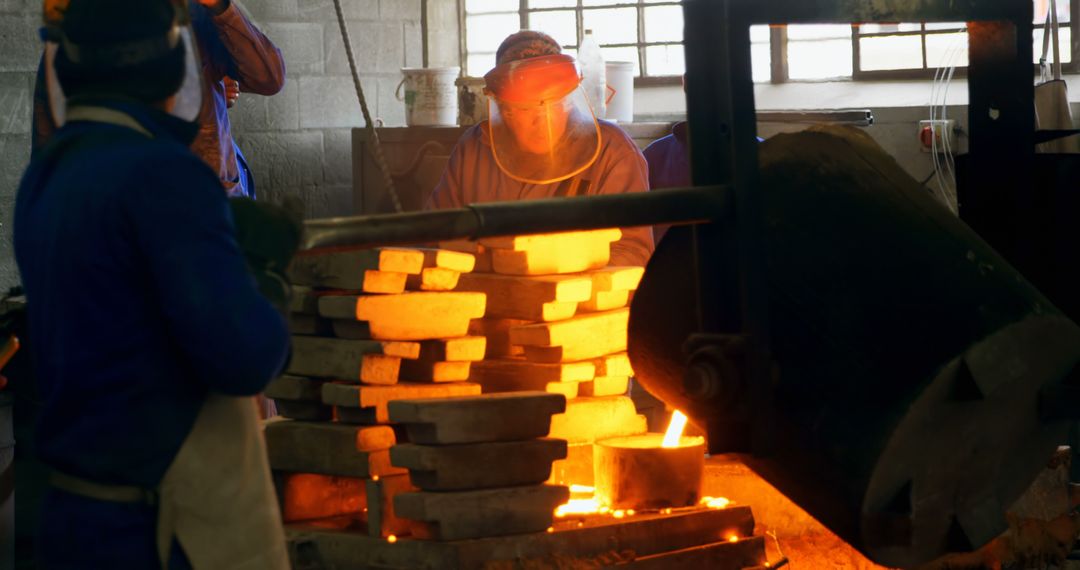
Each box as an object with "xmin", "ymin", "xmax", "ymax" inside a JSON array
[
  {"xmin": 427, "ymin": 31, "xmax": 655, "ymax": 267},
  {"xmin": 16, "ymin": 0, "xmax": 295, "ymax": 567}
]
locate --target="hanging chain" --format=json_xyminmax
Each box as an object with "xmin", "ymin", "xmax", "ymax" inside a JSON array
[{"xmin": 331, "ymin": 0, "xmax": 404, "ymax": 213}]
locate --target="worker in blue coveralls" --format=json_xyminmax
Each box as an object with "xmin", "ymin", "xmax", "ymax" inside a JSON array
[
  {"xmin": 15, "ymin": 0, "xmax": 296, "ymax": 567},
  {"xmin": 644, "ymin": 120, "xmax": 763, "ymax": 242},
  {"xmin": 32, "ymin": 0, "xmax": 284, "ymax": 199}
]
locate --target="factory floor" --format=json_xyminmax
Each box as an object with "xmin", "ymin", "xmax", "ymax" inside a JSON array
[
  {"xmin": 8, "ymin": 455, "xmax": 1080, "ymax": 569},
  {"xmin": 702, "ymin": 454, "xmax": 1080, "ymax": 570}
]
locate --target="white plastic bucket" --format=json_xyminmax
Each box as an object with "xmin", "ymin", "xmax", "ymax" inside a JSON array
[
  {"xmin": 395, "ymin": 67, "xmax": 460, "ymax": 127},
  {"xmin": 604, "ymin": 61, "xmax": 635, "ymax": 123},
  {"xmin": 456, "ymin": 76, "xmax": 488, "ymax": 126}
]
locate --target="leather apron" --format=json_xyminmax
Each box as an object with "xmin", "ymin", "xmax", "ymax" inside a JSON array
[
  {"xmin": 60, "ymin": 106, "xmax": 289, "ymax": 570},
  {"xmin": 155, "ymin": 393, "xmax": 288, "ymax": 570}
]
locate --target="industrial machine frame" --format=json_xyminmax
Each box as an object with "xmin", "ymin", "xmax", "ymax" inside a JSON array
[
  {"xmin": 304, "ymin": 0, "xmax": 1036, "ymax": 456},
  {"xmin": 300, "ymin": 1, "xmax": 1054, "ymax": 566}
]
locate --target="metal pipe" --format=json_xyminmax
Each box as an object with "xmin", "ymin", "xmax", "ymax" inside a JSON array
[
  {"xmin": 758, "ymin": 109, "xmax": 873, "ymax": 127},
  {"xmin": 301, "ymin": 185, "xmax": 731, "ymax": 250}
]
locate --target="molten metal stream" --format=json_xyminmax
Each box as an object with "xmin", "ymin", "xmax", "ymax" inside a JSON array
[
  {"xmin": 661, "ymin": 410, "xmax": 688, "ymax": 447},
  {"xmin": 553, "ymin": 411, "xmax": 729, "ymax": 519}
]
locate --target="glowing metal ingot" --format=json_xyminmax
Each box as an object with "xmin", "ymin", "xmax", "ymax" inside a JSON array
[{"xmin": 593, "ymin": 433, "xmax": 705, "ymax": 510}]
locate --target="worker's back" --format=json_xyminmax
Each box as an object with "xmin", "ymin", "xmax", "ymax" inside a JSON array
[{"xmin": 14, "ymin": 100, "xmax": 289, "ymax": 489}]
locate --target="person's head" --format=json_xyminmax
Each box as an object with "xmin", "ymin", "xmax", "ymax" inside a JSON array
[
  {"xmin": 496, "ymin": 30, "xmax": 562, "ymax": 67},
  {"xmin": 482, "ymin": 31, "xmax": 601, "ymax": 184},
  {"xmin": 50, "ymin": 0, "xmax": 188, "ymax": 108},
  {"xmin": 485, "ymin": 54, "xmax": 579, "ymax": 155},
  {"xmin": 485, "ymin": 31, "xmax": 571, "ymax": 154}
]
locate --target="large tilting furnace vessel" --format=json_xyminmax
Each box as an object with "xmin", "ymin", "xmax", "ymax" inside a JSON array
[{"xmin": 300, "ymin": 1, "xmax": 1080, "ymax": 567}]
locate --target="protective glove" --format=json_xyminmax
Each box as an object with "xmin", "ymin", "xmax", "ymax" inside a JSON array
[{"xmin": 229, "ymin": 196, "xmax": 304, "ymax": 314}]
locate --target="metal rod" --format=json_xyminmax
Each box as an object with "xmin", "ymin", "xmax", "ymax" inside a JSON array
[
  {"xmin": 332, "ymin": 0, "xmax": 403, "ymax": 213},
  {"xmin": 301, "ymin": 185, "xmax": 730, "ymax": 250},
  {"xmin": 758, "ymin": 109, "xmax": 873, "ymax": 126}
]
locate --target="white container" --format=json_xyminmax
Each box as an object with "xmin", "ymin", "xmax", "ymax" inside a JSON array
[
  {"xmin": 395, "ymin": 67, "xmax": 460, "ymax": 127},
  {"xmin": 455, "ymin": 76, "xmax": 488, "ymax": 126},
  {"xmin": 604, "ymin": 61, "xmax": 635, "ymax": 122},
  {"xmin": 578, "ymin": 30, "xmax": 606, "ymax": 119}
]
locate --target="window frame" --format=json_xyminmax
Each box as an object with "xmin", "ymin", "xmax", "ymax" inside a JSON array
[
  {"xmin": 460, "ymin": 0, "xmax": 685, "ymax": 81},
  {"xmin": 459, "ymin": 1, "xmax": 1080, "ymax": 83},
  {"xmin": 846, "ymin": 3, "xmax": 1080, "ymax": 81}
]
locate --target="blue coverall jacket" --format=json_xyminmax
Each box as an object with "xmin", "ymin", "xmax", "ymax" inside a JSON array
[{"xmin": 14, "ymin": 98, "xmax": 289, "ymax": 568}]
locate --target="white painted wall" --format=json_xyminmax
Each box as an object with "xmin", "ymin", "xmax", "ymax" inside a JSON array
[
  {"xmin": 636, "ymin": 75, "xmax": 1080, "ymax": 117},
  {"xmin": 631, "ymin": 77, "xmax": 1079, "ymax": 185}
]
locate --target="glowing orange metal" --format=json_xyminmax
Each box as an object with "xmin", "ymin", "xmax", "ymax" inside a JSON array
[{"xmin": 661, "ymin": 410, "xmax": 688, "ymax": 448}]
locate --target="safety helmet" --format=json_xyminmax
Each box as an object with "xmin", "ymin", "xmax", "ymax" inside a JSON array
[
  {"xmin": 41, "ymin": 0, "xmax": 203, "ymax": 126},
  {"xmin": 484, "ymin": 53, "xmax": 601, "ymax": 185}
]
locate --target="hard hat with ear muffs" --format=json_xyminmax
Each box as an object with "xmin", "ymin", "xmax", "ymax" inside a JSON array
[{"xmin": 40, "ymin": 0, "xmax": 204, "ymax": 127}]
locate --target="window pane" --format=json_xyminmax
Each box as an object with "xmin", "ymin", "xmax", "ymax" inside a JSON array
[
  {"xmin": 1034, "ymin": 0, "xmax": 1071, "ymax": 24},
  {"xmin": 528, "ymin": 10, "xmax": 577, "ymax": 47},
  {"xmin": 924, "ymin": 22, "xmax": 965, "ymax": 31},
  {"xmin": 603, "ymin": 46, "xmax": 642, "ymax": 75},
  {"xmin": 466, "ymin": 13, "xmax": 521, "ymax": 53},
  {"xmin": 1035, "ymin": 25, "xmax": 1049, "ymax": 62},
  {"xmin": 645, "ymin": 45, "xmax": 682, "ymax": 75},
  {"xmin": 1034, "ymin": 25, "xmax": 1073, "ymax": 63},
  {"xmin": 467, "ymin": 53, "xmax": 496, "ymax": 76},
  {"xmin": 644, "ymin": 6, "xmax": 683, "ymax": 43},
  {"xmin": 751, "ymin": 41, "xmax": 771, "ymax": 82},
  {"xmin": 529, "ymin": 0, "xmax": 576, "ymax": 8},
  {"xmin": 788, "ymin": 38, "xmax": 853, "ymax": 78},
  {"xmin": 785, "ymin": 26, "xmax": 852, "ymax": 79},
  {"xmin": 858, "ymin": 23, "xmax": 921, "ymax": 34},
  {"xmin": 750, "ymin": 24, "xmax": 770, "ymax": 43},
  {"xmin": 925, "ymin": 32, "xmax": 969, "ymax": 67},
  {"xmin": 858, "ymin": 35, "xmax": 923, "ymax": 71},
  {"xmin": 465, "ymin": 0, "xmax": 517, "ymax": 14},
  {"xmin": 787, "ymin": 24, "xmax": 851, "ymax": 41},
  {"xmin": 1060, "ymin": 26, "xmax": 1072, "ymax": 61},
  {"xmin": 583, "ymin": 0, "xmax": 626, "ymax": 5},
  {"xmin": 583, "ymin": 8, "xmax": 638, "ymax": 44}
]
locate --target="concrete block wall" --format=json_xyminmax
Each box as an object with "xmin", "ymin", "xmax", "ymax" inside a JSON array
[
  {"xmin": 0, "ymin": 2, "xmax": 41, "ymax": 291},
  {"xmin": 424, "ymin": 0, "xmax": 460, "ymax": 69},
  {"xmin": 232, "ymin": 0, "xmax": 422, "ymax": 218},
  {"xmin": 0, "ymin": 0, "xmax": 423, "ymax": 288}
]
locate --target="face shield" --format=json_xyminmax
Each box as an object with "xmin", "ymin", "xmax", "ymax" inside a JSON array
[
  {"xmin": 41, "ymin": 0, "xmax": 204, "ymax": 127},
  {"xmin": 484, "ymin": 54, "xmax": 601, "ymax": 185}
]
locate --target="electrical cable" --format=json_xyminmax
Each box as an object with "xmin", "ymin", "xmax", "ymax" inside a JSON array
[
  {"xmin": 941, "ymin": 50, "xmax": 959, "ymax": 213},
  {"xmin": 928, "ymin": 27, "xmax": 966, "ymax": 215},
  {"xmin": 930, "ymin": 60, "xmax": 948, "ymax": 208},
  {"xmin": 942, "ymin": 30, "xmax": 965, "ymax": 214}
]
